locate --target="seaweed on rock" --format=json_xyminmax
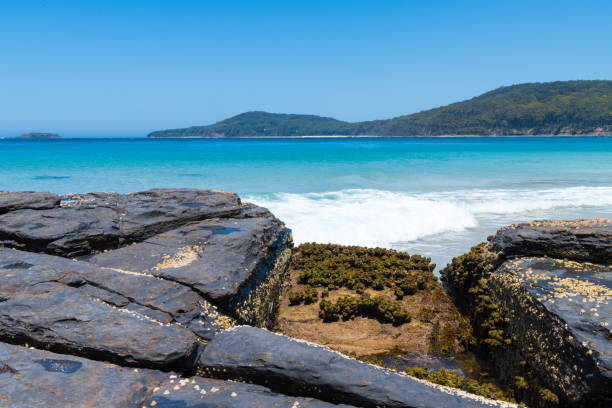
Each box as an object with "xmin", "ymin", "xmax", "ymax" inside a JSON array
[{"xmin": 294, "ymin": 242, "xmax": 436, "ymax": 296}]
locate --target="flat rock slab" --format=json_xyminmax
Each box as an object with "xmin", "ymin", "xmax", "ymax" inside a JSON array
[
  {"xmin": 144, "ymin": 376, "xmax": 354, "ymax": 408},
  {"xmin": 490, "ymin": 219, "xmax": 612, "ymax": 265},
  {"xmin": 0, "ymin": 267, "xmax": 200, "ymax": 370},
  {"xmin": 0, "ymin": 191, "xmax": 60, "ymax": 214},
  {"xmin": 0, "ymin": 247, "xmax": 235, "ymax": 340},
  {"xmin": 0, "ymin": 341, "xmax": 350, "ymax": 408},
  {"xmin": 0, "ymin": 341, "xmax": 166, "ymax": 408},
  {"xmin": 88, "ymin": 207, "xmax": 291, "ymax": 312},
  {"xmin": 199, "ymin": 326, "xmax": 519, "ymax": 408},
  {"xmin": 491, "ymin": 257, "xmax": 611, "ymax": 405},
  {"xmin": 117, "ymin": 188, "xmax": 242, "ymax": 240},
  {"xmin": 0, "ymin": 188, "xmax": 241, "ymax": 257}
]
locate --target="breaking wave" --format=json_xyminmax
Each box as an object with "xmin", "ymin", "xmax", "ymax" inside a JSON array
[{"xmin": 245, "ymin": 186, "xmax": 612, "ymax": 247}]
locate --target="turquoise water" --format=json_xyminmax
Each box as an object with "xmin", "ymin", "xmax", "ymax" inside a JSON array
[{"xmin": 2, "ymin": 137, "xmax": 612, "ymax": 269}]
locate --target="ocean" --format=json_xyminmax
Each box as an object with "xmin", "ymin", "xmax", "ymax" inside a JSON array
[{"xmin": 2, "ymin": 137, "xmax": 611, "ymax": 270}]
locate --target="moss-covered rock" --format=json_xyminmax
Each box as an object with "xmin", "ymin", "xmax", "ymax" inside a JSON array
[{"xmin": 441, "ymin": 219, "xmax": 612, "ymax": 408}]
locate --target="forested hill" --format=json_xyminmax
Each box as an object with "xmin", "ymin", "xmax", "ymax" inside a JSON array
[
  {"xmin": 148, "ymin": 80, "xmax": 612, "ymax": 137},
  {"xmin": 149, "ymin": 112, "xmax": 356, "ymax": 138}
]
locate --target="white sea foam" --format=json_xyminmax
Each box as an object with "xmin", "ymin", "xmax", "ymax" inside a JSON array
[{"xmin": 246, "ymin": 186, "xmax": 612, "ymax": 248}]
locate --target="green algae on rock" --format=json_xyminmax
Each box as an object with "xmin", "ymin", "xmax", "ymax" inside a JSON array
[{"xmin": 442, "ymin": 219, "xmax": 612, "ymax": 408}]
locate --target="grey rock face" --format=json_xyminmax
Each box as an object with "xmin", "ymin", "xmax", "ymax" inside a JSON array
[
  {"xmin": 144, "ymin": 376, "xmax": 355, "ymax": 408},
  {"xmin": 0, "ymin": 247, "xmax": 235, "ymax": 341},
  {"xmin": 0, "ymin": 192, "xmax": 121, "ymax": 256},
  {"xmin": 0, "ymin": 189, "xmax": 291, "ymax": 372},
  {"xmin": 489, "ymin": 257, "xmax": 611, "ymax": 406},
  {"xmin": 0, "ymin": 341, "xmax": 350, "ymax": 408},
  {"xmin": 443, "ymin": 219, "xmax": 612, "ymax": 408},
  {"xmin": 0, "ymin": 189, "xmax": 241, "ymax": 257},
  {"xmin": 88, "ymin": 207, "xmax": 292, "ymax": 324},
  {"xmin": 0, "ymin": 267, "xmax": 201, "ymax": 370},
  {"xmin": 117, "ymin": 188, "xmax": 242, "ymax": 241},
  {"xmin": 198, "ymin": 326, "xmax": 519, "ymax": 408},
  {"xmin": 0, "ymin": 342, "xmax": 166, "ymax": 408},
  {"xmin": 490, "ymin": 219, "xmax": 612, "ymax": 265},
  {"xmin": 0, "ymin": 191, "xmax": 60, "ymax": 214}
]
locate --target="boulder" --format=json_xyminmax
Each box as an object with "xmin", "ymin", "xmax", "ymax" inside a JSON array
[
  {"xmin": 490, "ymin": 219, "xmax": 612, "ymax": 266},
  {"xmin": 0, "ymin": 189, "xmax": 241, "ymax": 257},
  {"xmin": 198, "ymin": 326, "xmax": 519, "ymax": 408},
  {"xmin": 442, "ymin": 219, "xmax": 612, "ymax": 408},
  {"xmin": 0, "ymin": 247, "xmax": 235, "ymax": 341},
  {"xmin": 88, "ymin": 205, "xmax": 292, "ymax": 326},
  {"xmin": 488, "ymin": 257, "xmax": 611, "ymax": 407},
  {"xmin": 0, "ymin": 191, "xmax": 60, "ymax": 214},
  {"xmin": 0, "ymin": 189, "xmax": 291, "ymax": 327},
  {"xmin": 0, "ymin": 192, "xmax": 120, "ymax": 256},
  {"xmin": 0, "ymin": 267, "xmax": 201, "ymax": 370},
  {"xmin": 117, "ymin": 188, "xmax": 242, "ymax": 241},
  {"xmin": 0, "ymin": 342, "xmax": 166, "ymax": 408},
  {"xmin": 0, "ymin": 341, "xmax": 350, "ymax": 408},
  {"xmin": 144, "ymin": 376, "xmax": 355, "ymax": 408}
]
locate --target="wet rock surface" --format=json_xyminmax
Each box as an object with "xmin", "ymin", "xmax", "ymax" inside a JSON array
[
  {"xmin": 0, "ymin": 189, "xmax": 241, "ymax": 257},
  {"xmin": 1, "ymin": 342, "xmax": 347, "ymax": 408},
  {"xmin": 88, "ymin": 206, "xmax": 291, "ymax": 322},
  {"xmin": 144, "ymin": 376, "xmax": 355, "ymax": 408},
  {"xmin": 0, "ymin": 191, "xmax": 60, "ymax": 214},
  {"xmin": 0, "ymin": 188, "xmax": 529, "ymax": 407},
  {"xmin": 443, "ymin": 219, "xmax": 612, "ymax": 408},
  {"xmin": 489, "ymin": 258, "xmax": 611, "ymax": 406},
  {"xmin": 199, "ymin": 326, "xmax": 519, "ymax": 408},
  {"xmin": 0, "ymin": 342, "xmax": 166, "ymax": 408},
  {"xmin": 0, "ymin": 189, "xmax": 290, "ymax": 369},
  {"xmin": 0, "ymin": 266, "xmax": 201, "ymax": 370},
  {"xmin": 490, "ymin": 219, "xmax": 612, "ymax": 265},
  {"xmin": 0, "ymin": 247, "xmax": 235, "ymax": 341}
]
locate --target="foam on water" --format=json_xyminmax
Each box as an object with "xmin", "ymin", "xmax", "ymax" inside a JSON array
[{"xmin": 246, "ymin": 186, "xmax": 612, "ymax": 248}]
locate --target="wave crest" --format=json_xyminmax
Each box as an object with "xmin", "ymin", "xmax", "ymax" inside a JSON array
[{"xmin": 246, "ymin": 187, "xmax": 612, "ymax": 248}]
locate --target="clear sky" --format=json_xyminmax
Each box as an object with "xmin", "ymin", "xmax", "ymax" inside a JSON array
[{"xmin": 1, "ymin": 0, "xmax": 611, "ymax": 137}]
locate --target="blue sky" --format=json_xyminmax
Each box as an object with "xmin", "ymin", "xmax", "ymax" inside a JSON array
[{"xmin": 1, "ymin": 0, "xmax": 611, "ymax": 137}]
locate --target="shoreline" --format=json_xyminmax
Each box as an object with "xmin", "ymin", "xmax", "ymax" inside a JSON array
[
  {"xmin": 146, "ymin": 134, "xmax": 611, "ymax": 139},
  {"xmin": 6, "ymin": 134, "xmax": 608, "ymax": 140}
]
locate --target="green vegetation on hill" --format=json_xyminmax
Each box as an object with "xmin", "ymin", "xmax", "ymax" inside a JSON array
[
  {"xmin": 148, "ymin": 111, "xmax": 355, "ymax": 137},
  {"xmin": 377, "ymin": 80, "xmax": 612, "ymax": 136},
  {"xmin": 148, "ymin": 80, "xmax": 612, "ymax": 137}
]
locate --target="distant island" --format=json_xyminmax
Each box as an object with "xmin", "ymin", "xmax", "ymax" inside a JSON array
[
  {"xmin": 148, "ymin": 80, "xmax": 612, "ymax": 137},
  {"xmin": 18, "ymin": 132, "xmax": 61, "ymax": 139}
]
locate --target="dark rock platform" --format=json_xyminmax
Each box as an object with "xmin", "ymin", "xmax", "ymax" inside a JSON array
[
  {"xmin": 489, "ymin": 219, "xmax": 611, "ymax": 265},
  {"xmin": 199, "ymin": 326, "xmax": 518, "ymax": 408},
  {"xmin": 144, "ymin": 376, "xmax": 355, "ymax": 408},
  {"xmin": 0, "ymin": 342, "xmax": 166, "ymax": 408},
  {"xmin": 0, "ymin": 189, "xmax": 525, "ymax": 407},
  {"xmin": 0, "ymin": 189, "xmax": 291, "ymax": 366},
  {"xmin": 87, "ymin": 202, "xmax": 291, "ymax": 323},
  {"xmin": 0, "ymin": 189, "xmax": 242, "ymax": 257},
  {"xmin": 0, "ymin": 247, "xmax": 232, "ymax": 341},
  {"xmin": 0, "ymin": 191, "xmax": 60, "ymax": 214},
  {"xmin": 1, "ymin": 342, "xmax": 349, "ymax": 408},
  {"xmin": 443, "ymin": 219, "xmax": 612, "ymax": 408}
]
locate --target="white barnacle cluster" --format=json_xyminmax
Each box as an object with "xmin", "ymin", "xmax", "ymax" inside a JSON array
[
  {"xmin": 152, "ymin": 245, "xmax": 203, "ymax": 270},
  {"xmin": 514, "ymin": 260, "xmax": 611, "ymax": 326}
]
